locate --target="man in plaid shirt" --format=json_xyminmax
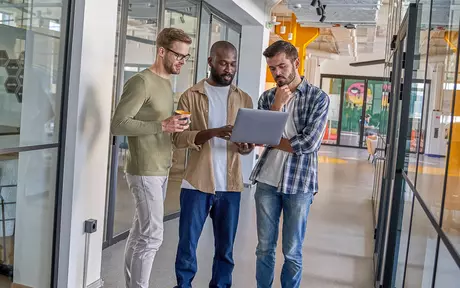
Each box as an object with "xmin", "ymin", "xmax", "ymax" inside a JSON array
[{"xmin": 249, "ymin": 40, "xmax": 330, "ymax": 288}]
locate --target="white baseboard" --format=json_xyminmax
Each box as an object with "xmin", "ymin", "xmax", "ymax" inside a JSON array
[{"xmin": 87, "ymin": 279, "xmax": 104, "ymax": 288}]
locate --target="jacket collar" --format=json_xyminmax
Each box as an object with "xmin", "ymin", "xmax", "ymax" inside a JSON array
[{"xmin": 191, "ymin": 79, "xmax": 238, "ymax": 94}]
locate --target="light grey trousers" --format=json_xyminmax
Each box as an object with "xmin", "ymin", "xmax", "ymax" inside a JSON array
[{"xmin": 124, "ymin": 174, "xmax": 168, "ymax": 288}]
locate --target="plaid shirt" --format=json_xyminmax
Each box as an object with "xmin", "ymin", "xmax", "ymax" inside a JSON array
[{"xmin": 249, "ymin": 78, "xmax": 330, "ymax": 194}]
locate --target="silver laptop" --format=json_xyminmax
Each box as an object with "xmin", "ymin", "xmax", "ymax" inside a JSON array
[{"xmin": 230, "ymin": 108, "xmax": 289, "ymax": 146}]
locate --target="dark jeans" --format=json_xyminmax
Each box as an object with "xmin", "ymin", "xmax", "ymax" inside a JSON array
[{"xmin": 175, "ymin": 188, "xmax": 241, "ymax": 288}]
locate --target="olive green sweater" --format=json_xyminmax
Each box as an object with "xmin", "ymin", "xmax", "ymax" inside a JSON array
[{"xmin": 111, "ymin": 69, "xmax": 174, "ymax": 176}]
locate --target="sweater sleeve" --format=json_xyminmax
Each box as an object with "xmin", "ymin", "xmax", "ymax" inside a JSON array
[{"xmin": 111, "ymin": 75, "xmax": 163, "ymax": 136}]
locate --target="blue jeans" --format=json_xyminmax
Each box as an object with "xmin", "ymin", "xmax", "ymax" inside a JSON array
[
  {"xmin": 254, "ymin": 182, "xmax": 313, "ymax": 288},
  {"xmin": 175, "ymin": 188, "xmax": 241, "ymax": 288}
]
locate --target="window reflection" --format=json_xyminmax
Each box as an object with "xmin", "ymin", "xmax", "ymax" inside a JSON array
[
  {"xmin": 404, "ymin": 198, "xmax": 437, "ymax": 288},
  {"xmin": 163, "ymin": 0, "xmax": 199, "ymax": 216},
  {"xmin": 0, "ymin": 0, "xmax": 68, "ymax": 284},
  {"xmin": 415, "ymin": 2, "xmax": 460, "ymax": 227},
  {"xmin": 434, "ymin": 241, "xmax": 460, "ymax": 287}
]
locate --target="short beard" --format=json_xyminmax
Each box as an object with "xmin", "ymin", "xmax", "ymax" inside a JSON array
[
  {"xmin": 163, "ymin": 57, "xmax": 177, "ymax": 75},
  {"xmin": 276, "ymin": 66, "xmax": 296, "ymax": 87},
  {"xmin": 210, "ymin": 66, "xmax": 234, "ymax": 86}
]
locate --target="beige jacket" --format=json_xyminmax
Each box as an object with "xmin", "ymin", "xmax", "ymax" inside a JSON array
[{"xmin": 172, "ymin": 80, "xmax": 253, "ymax": 194}]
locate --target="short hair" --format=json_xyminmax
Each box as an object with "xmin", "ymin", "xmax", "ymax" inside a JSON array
[
  {"xmin": 210, "ymin": 41, "xmax": 237, "ymax": 57},
  {"xmin": 263, "ymin": 40, "xmax": 298, "ymax": 60},
  {"xmin": 156, "ymin": 28, "xmax": 192, "ymax": 49}
]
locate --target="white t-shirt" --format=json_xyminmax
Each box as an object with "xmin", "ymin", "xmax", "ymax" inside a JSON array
[
  {"xmin": 182, "ymin": 81, "xmax": 230, "ymax": 192},
  {"xmin": 256, "ymin": 97, "xmax": 297, "ymax": 187}
]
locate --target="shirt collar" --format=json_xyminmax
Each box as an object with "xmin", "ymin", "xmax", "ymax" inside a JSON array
[
  {"xmin": 295, "ymin": 77, "xmax": 309, "ymax": 95},
  {"xmin": 191, "ymin": 79, "xmax": 237, "ymax": 94}
]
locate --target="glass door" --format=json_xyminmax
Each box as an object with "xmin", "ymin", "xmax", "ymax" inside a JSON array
[
  {"xmin": 104, "ymin": 0, "xmax": 161, "ymax": 248},
  {"xmin": 320, "ymin": 77, "xmax": 342, "ymax": 145},
  {"xmin": 0, "ymin": 0, "xmax": 72, "ymax": 286},
  {"xmin": 340, "ymin": 78, "xmax": 367, "ymax": 147},
  {"xmin": 196, "ymin": 2, "xmax": 241, "ymax": 84},
  {"xmin": 163, "ymin": 0, "xmax": 200, "ymax": 218},
  {"xmin": 363, "ymin": 80, "xmax": 385, "ymax": 147}
]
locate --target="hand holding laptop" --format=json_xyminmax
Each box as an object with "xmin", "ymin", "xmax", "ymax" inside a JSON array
[
  {"xmin": 234, "ymin": 142, "xmax": 255, "ymax": 155},
  {"xmin": 214, "ymin": 125, "xmax": 233, "ymax": 140}
]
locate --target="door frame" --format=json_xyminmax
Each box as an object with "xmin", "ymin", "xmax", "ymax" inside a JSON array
[
  {"xmin": 320, "ymin": 75, "xmax": 430, "ymax": 152},
  {"xmin": 373, "ymin": 4, "xmax": 418, "ymax": 287},
  {"xmin": 198, "ymin": 1, "xmax": 242, "ymax": 84},
  {"xmin": 320, "ymin": 74, "xmax": 387, "ymax": 149}
]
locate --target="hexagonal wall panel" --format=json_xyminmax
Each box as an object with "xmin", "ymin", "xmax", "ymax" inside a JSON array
[
  {"xmin": 6, "ymin": 59, "xmax": 20, "ymax": 76},
  {"xmin": 4, "ymin": 77, "xmax": 19, "ymax": 94},
  {"xmin": 0, "ymin": 50, "xmax": 8, "ymax": 67}
]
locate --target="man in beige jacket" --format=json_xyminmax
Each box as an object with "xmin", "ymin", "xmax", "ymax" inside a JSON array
[{"xmin": 172, "ymin": 41, "xmax": 254, "ymax": 288}]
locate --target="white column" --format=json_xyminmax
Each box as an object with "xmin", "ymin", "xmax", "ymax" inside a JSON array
[
  {"xmin": 304, "ymin": 56, "xmax": 318, "ymax": 85},
  {"xmin": 56, "ymin": 0, "xmax": 118, "ymax": 287}
]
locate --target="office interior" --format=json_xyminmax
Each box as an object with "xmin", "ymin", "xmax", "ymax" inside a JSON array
[{"xmin": 0, "ymin": 0, "xmax": 459, "ymax": 287}]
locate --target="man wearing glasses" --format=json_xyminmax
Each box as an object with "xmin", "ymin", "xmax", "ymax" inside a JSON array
[
  {"xmin": 172, "ymin": 41, "xmax": 254, "ymax": 288},
  {"xmin": 111, "ymin": 28, "xmax": 192, "ymax": 288}
]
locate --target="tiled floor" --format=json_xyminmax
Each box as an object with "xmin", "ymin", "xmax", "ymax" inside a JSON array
[{"xmin": 102, "ymin": 146, "xmax": 375, "ymax": 287}]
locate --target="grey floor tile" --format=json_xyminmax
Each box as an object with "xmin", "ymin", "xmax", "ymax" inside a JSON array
[{"xmin": 102, "ymin": 146, "xmax": 375, "ymax": 287}]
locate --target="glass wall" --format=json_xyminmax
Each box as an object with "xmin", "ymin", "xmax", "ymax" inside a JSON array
[
  {"xmin": 373, "ymin": 1, "xmax": 460, "ymax": 287},
  {"xmin": 0, "ymin": 0, "xmax": 70, "ymax": 286},
  {"xmin": 197, "ymin": 4, "xmax": 241, "ymax": 83},
  {"xmin": 320, "ymin": 75, "xmax": 385, "ymax": 148},
  {"xmin": 163, "ymin": 0, "xmax": 200, "ymax": 217},
  {"xmin": 321, "ymin": 77, "xmax": 341, "ymax": 145}
]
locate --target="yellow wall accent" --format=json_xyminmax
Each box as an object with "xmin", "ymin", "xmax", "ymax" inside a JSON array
[
  {"xmin": 265, "ymin": 14, "xmax": 320, "ymax": 85},
  {"xmin": 443, "ymin": 32, "xmax": 460, "ymax": 176},
  {"xmin": 444, "ymin": 31, "xmax": 458, "ymax": 52},
  {"xmin": 448, "ymin": 91, "xmax": 460, "ymax": 176}
]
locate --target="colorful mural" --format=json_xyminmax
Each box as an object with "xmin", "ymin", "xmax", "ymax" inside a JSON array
[{"xmin": 346, "ymin": 82, "xmax": 373, "ymax": 106}]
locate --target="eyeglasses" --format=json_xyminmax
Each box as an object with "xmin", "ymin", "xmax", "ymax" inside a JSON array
[{"xmin": 165, "ymin": 48, "xmax": 190, "ymax": 62}]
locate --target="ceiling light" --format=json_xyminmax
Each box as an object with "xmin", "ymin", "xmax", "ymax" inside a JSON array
[
  {"xmin": 280, "ymin": 25, "xmax": 286, "ymax": 34},
  {"xmin": 293, "ymin": 3, "xmax": 302, "ymax": 9},
  {"xmin": 320, "ymin": 15, "xmax": 326, "ymax": 23},
  {"xmin": 316, "ymin": 7, "xmax": 322, "ymax": 16},
  {"xmin": 310, "ymin": 0, "xmax": 317, "ymax": 7},
  {"xmin": 288, "ymin": 33, "xmax": 293, "ymax": 40}
]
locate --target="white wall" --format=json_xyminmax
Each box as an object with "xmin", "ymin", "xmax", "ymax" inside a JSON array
[
  {"xmin": 232, "ymin": 0, "xmax": 266, "ymax": 25},
  {"xmin": 57, "ymin": 0, "xmax": 118, "ymax": 286},
  {"xmin": 205, "ymin": 0, "xmax": 266, "ymax": 26}
]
